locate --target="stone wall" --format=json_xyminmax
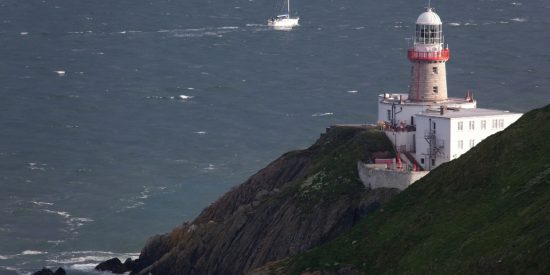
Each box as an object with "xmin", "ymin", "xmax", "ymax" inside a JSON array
[{"xmin": 357, "ymin": 162, "xmax": 429, "ymax": 190}]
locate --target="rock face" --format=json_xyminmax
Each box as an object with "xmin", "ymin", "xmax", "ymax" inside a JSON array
[
  {"xmin": 95, "ymin": 257, "xmax": 136, "ymax": 274},
  {"xmin": 117, "ymin": 126, "xmax": 398, "ymax": 275},
  {"xmin": 32, "ymin": 267, "xmax": 66, "ymax": 275}
]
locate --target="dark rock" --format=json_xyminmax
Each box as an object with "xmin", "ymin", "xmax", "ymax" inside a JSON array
[
  {"xmin": 95, "ymin": 257, "xmax": 128, "ymax": 274},
  {"xmin": 53, "ymin": 268, "xmax": 66, "ymax": 275},
  {"xmin": 32, "ymin": 268, "xmax": 54, "ymax": 275}
]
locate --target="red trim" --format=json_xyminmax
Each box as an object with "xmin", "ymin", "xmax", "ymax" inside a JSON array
[{"xmin": 408, "ymin": 48, "xmax": 450, "ymax": 61}]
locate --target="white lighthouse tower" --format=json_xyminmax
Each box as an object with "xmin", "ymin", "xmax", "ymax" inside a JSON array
[
  {"xmin": 408, "ymin": 7, "xmax": 449, "ymax": 102},
  {"xmin": 374, "ymin": 7, "xmax": 522, "ymax": 173}
]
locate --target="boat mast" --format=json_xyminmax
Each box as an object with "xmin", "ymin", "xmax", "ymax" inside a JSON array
[{"xmin": 287, "ymin": 0, "xmax": 290, "ymax": 15}]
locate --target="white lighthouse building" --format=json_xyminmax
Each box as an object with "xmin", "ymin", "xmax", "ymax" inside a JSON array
[{"xmin": 376, "ymin": 7, "xmax": 522, "ymax": 171}]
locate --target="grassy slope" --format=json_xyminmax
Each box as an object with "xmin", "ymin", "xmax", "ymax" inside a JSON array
[
  {"xmin": 286, "ymin": 104, "xmax": 550, "ymax": 274},
  {"xmin": 281, "ymin": 126, "xmax": 395, "ymax": 205}
]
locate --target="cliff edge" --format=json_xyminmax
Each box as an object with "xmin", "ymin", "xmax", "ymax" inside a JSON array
[
  {"xmin": 259, "ymin": 104, "xmax": 550, "ymax": 274},
  {"xmin": 115, "ymin": 126, "xmax": 398, "ymax": 275}
]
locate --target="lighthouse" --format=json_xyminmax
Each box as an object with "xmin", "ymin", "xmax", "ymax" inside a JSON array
[
  {"xmin": 408, "ymin": 7, "xmax": 449, "ymax": 102},
  {"xmin": 375, "ymin": 6, "xmax": 522, "ymax": 173}
]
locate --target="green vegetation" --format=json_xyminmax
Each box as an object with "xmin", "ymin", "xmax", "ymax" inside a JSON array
[
  {"xmin": 282, "ymin": 105, "xmax": 550, "ymax": 274},
  {"xmin": 287, "ymin": 126, "xmax": 394, "ymax": 205}
]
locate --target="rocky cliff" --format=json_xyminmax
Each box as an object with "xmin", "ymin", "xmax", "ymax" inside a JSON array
[{"xmin": 118, "ymin": 126, "xmax": 398, "ymax": 275}]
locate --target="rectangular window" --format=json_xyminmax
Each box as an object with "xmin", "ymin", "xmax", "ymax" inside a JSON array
[
  {"xmin": 421, "ymin": 158, "xmax": 425, "ymax": 164},
  {"xmin": 432, "ymin": 67, "xmax": 438, "ymax": 74},
  {"xmin": 432, "ymin": 159, "xmax": 436, "ymax": 166},
  {"xmin": 481, "ymin": 120, "xmax": 486, "ymax": 130},
  {"xmin": 469, "ymin": 139, "xmax": 475, "ymax": 148},
  {"xmin": 458, "ymin": 140, "xmax": 463, "ymax": 149},
  {"xmin": 433, "ymin": 86, "xmax": 438, "ymax": 93},
  {"xmin": 469, "ymin": 121, "xmax": 475, "ymax": 130},
  {"xmin": 499, "ymin": 119, "xmax": 504, "ymax": 128},
  {"xmin": 492, "ymin": 119, "xmax": 498, "ymax": 129},
  {"xmin": 387, "ymin": 110, "xmax": 391, "ymax": 121},
  {"xmin": 458, "ymin": 121, "xmax": 463, "ymax": 131}
]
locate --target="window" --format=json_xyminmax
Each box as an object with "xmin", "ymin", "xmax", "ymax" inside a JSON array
[
  {"xmin": 411, "ymin": 116, "xmax": 415, "ymax": 125},
  {"xmin": 432, "ymin": 67, "xmax": 438, "ymax": 74},
  {"xmin": 458, "ymin": 121, "xmax": 463, "ymax": 131},
  {"xmin": 481, "ymin": 120, "xmax": 486, "ymax": 130},
  {"xmin": 499, "ymin": 119, "xmax": 504, "ymax": 128},
  {"xmin": 469, "ymin": 139, "xmax": 475, "ymax": 148},
  {"xmin": 469, "ymin": 121, "xmax": 475, "ymax": 130},
  {"xmin": 433, "ymin": 86, "xmax": 439, "ymax": 93},
  {"xmin": 387, "ymin": 110, "xmax": 391, "ymax": 121},
  {"xmin": 432, "ymin": 159, "xmax": 436, "ymax": 166},
  {"xmin": 421, "ymin": 158, "xmax": 425, "ymax": 164},
  {"xmin": 492, "ymin": 119, "xmax": 498, "ymax": 129},
  {"xmin": 458, "ymin": 140, "xmax": 463, "ymax": 149}
]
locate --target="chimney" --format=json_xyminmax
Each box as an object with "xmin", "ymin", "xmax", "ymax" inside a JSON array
[{"xmin": 440, "ymin": 105, "xmax": 447, "ymax": 115}]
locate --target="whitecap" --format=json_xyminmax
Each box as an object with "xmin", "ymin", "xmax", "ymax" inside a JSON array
[
  {"xmin": 54, "ymin": 70, "xmax": 66, "ymax": 76},
  {"xmin": 179, "ymin": 95, "xmax": 194, "ymax": 100},
  {"xmin": 20, "ymin": 32, "xmax": 29, "ymax": 35},
  {"xmin": 511, "ymin": 17, "xmax": 527, "ymax": 22},
  {"xmin": 312, "ymin": 112, "xmax": 334, "ymax": 117},
  {"xmin": 346, "ymin": 90, "xmax": 358, "ymax": 94},
  {"xmin": 69, "ymin": 263, "xmax": 97, "ymax": 271},
  {"xmin": 194, "ymin": 131, "xmax": 207, "ymax": 135},
  {"xmin": 187, "ymin": 87, "xmax": 195, "ymax": 90},
  {"xmin": 0, "ymin": 255, "xmax": 12, "ymax": 260},
  {"xmin": 44, "ymin": 210, "xmax": 71, "ymax": 219},
  {"xmin": 448, "ymin": 22, "xmax": 461, "ymax": 26},
  {"xmin": 31, "ymin": 201, "xmax": 54, "ymax": 206},
  {"xmin": 203, "ymin": 164, "xmax": 216, "ymax": 171},
  {"xmin": 21, "ymin": 250, "xmax": 47, "ymax": 255},
  {"xmin": 28, "ymin": 162, "xmax": 47, "ymax": 171},
  {"xmin": 511, "ymin": 2, "xmax": 522, "ymax": 5},
  {"xmin": 219, "ymin": 26, "xmax": 239, "ymax": 30}
]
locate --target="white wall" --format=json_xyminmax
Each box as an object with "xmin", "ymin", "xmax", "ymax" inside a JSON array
[
  {"xmin": 415, "ymin": 115, "xmax": 451, "ymax": 170},
  {"xmin": 448, "ymin": 114, "xmax": 522, "ymax": 160},
  {"xmin": 378, "ymin": 98, "xmax": 428, "ymax": 125},
  {"xmin": 385, "ymin": 131, "xmax": 416, "ymax": 152},
  {"xmin": 415, "ymin": 112, "xmax": 522, "ymax": 170}
]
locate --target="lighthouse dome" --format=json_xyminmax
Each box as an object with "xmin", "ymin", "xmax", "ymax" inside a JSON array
[{"xmin": 416, "ymin": 8, "xmax": 442, "ymax": 25}]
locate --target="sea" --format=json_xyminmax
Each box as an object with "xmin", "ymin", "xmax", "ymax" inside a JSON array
[{"xmin": 0, "ymin": 0, "xmax": 548, "ymax": 273}]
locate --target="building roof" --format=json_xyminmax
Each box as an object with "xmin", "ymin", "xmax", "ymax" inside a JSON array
[
  {"xmin": 416, "ymin": 107, "xmax": 522, "ymax": 119},
  {"xmin": 416, "ymin": 8, "xmax": 442, "ymax": 25}
]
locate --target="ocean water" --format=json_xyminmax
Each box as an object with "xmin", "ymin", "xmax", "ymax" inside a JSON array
[{"xmin": 0, "ymin": 0, "xmax": 548, "ymax": 273}]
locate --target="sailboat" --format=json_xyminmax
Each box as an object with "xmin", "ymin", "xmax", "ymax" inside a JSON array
[{"xmin": 267, "ymin": 0, "xmax": 299, "ymax": 28}]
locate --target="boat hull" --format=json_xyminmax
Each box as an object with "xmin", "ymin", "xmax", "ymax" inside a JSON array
[{"xmin": 267, "ymin": 17, "xmax": 299, "ymax": 28}]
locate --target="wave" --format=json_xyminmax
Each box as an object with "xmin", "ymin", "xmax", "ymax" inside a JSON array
[
  {"xmin": 346, "ymin": 90, "xmax": 358, "ymax": 94},
  {"xmin": 20, "ymin": 250, "xmax": 47, "ymax": 256},
  {"xmin": 312, "ymin": 112, "xmax": 334, "ymax": 117},
  {"xmin": 43, "ymin": 210, "xmax": 71, "ymax": 219},
  {"xmin": 510, "ymin": 17, "xmax": 527, "ymax": 22},
  {"xmin": 31, "ymin": 201, "xmax": 54, "ymax": 206}
]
